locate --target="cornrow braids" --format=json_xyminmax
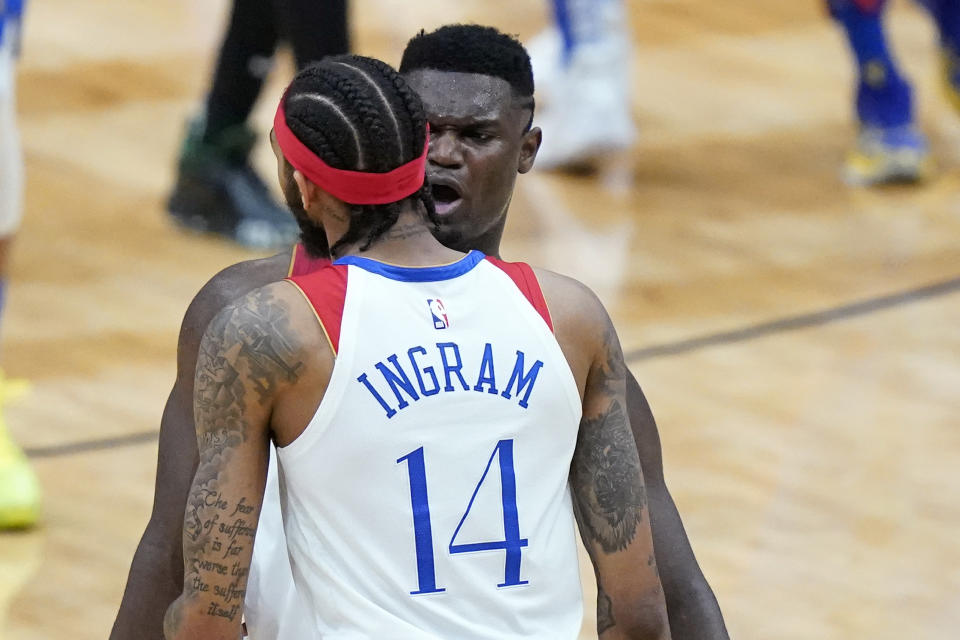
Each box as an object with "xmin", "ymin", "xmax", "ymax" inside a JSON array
[
  {"xmin": 332, "ymin": 60, "xmax": 405, "ymax": 162},
  {"xmin": 347, "ymin": 56, "xmax": 441, "ymax": 233},
  {"xmin": 281, "ymin": 55, "xmax": 436, "ymax": 256}
]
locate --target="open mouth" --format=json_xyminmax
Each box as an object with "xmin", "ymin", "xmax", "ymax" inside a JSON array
[{"xmin": 431, "ymin": 183, "xmax": 462, "ymax": 216}]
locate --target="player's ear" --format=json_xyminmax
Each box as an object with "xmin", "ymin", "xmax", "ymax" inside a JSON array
[
  {"xmin": 293, "ymin": 170, "xmax": 318, "ymax": 210},
  {"xmin": 518, "ymin": 126, "xmax": 542, "ymax": 174}
]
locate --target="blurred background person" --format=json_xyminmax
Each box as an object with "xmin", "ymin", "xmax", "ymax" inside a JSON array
[
  {"xmin": 0, "ymin": 0, "xmax": 39, "ymax": 530},
  {"xmin": 527, "ymin": 0, "xmax": 636, "ymax": 170},
  {"xmin": 167, "ymin": 0, "xmax": 349, "ymax": 248},
  {"xmin": 830, "ymin": 0, "xmax": 960, "ymax": 185}
]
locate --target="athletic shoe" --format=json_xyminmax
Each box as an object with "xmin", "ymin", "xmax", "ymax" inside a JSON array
[
  {"xmin": 843, "ymin": 124, "xmax": 932, "ymax": 186},
  {"xmin": 0, "ymin": 374, "xmax": 38, "ymax": 529},
  {"xmin": 168, "ymin": 117, "xmax": 299, "ymax": 250}
]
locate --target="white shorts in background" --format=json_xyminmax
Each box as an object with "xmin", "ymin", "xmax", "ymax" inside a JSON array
[{"xmin": 0, "ymin": 35, "xmax": 24, "ymax": 238}]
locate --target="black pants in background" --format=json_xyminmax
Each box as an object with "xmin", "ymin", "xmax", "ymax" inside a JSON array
[{"xmin": 203, "ymin": 0, "xmax": 350, "ymax": 141}]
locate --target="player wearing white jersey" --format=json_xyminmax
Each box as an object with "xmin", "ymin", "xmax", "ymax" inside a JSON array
[
  {"xmin": 163, "ymin": 55, "xmax": 670, "ymax": 640},
  {"xmin": 281, "ymin": 251, "xmax": 585, "ymax": 638},
  {"xmin": 115, "ymin": 26, "xmax": 726, "ymax": 640}
]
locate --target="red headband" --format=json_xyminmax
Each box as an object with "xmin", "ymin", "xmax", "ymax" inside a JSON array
[{"xmin": 274, "ymin": 97, "xmax": 429, "ymax": 205}]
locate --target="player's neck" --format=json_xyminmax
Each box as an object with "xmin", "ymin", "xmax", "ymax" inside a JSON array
[
  {"xmin": 339, "ymin": 206, "xmax": 464, "ymax": 266},
  {"xmin": 464, "ymin": 218, "xmax": 505, "ymax": 259},
  {"xmin": 467, "ymin": 232, "xmax": 502, "ymax": 260}
]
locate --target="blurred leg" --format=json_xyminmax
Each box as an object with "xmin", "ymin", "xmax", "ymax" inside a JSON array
[
  {"xmin": 828, "ymin": 0, "xmax": 930, "ymax": 184},
  {"xmin": 0, "ymin": 27, "xmax": 40, "ymax": 530},
  {"xmin": 551, "ymin": 0, "xmax": 615, "ymax": 54},
  {"xmin": 203, "ymin": 0, "xmax": 279, "ymax": 142},
  {"xmin": 916, "ymin": 0, "xmax": 960, "ymax": 113},
  {"xmin": 529, "ymin": 0, "xmax": 637, "ymax": 171},
  {"xmin": 550, "ymin": 0, "xmax": 574, "ymax": 60},
  {"xmin": 916, "ymin": 0, "xmax": 960, "ymax": 51},
  {"xmin": 167, "ymin": 0, "xmax": 299, "ymax": 250},
  {"xmin": 275, "ymin": 0, "xmax": 350, "ymax": 67},
  {"xmin": 829, "ymin": 0, "xmax": 913, "ymax": 128},
  {"xmin": 0, "ymin": 43, "xmax": 23, "ymax": 246}
]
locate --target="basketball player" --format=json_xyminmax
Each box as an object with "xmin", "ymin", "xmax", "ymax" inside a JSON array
[
  {"xmin": 163, "ymin": 53, "xmax": 669, "ymax": 640},
  {"xmin": 167, "ymin": 0, "xmax": 349, "ymax": 249},
  {"xmin": 112, "ymin": 25, "xmax": 728, "ymax": 640},
  {"xmin": 0, "ymin": 0, "xmax": 40, "ymax": 530},
  {"xmin": 830, "ymin": 0, "xmax": 960, "ymax": 184},
  {"xmin": 527, "ymin": 0, "xmax": 636, "ymax": 170}
]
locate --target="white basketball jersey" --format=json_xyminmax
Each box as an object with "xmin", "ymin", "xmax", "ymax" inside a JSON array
[
  {"xmin": 243, "ymin": 444, "xmax": 312, "ymax": 639},
  {"xmin": 278, "ymin": 250, "xmax": 584, "ymax": 639}
]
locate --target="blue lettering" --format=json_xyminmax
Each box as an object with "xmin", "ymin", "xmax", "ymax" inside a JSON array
[
  {"xmin": 375, "ymin": 355, "xmax": 420, "ymax": 410},
  {"xmin": 408, "ymin": 346, "xmax": 441, "ymax": 396},
  {"xmin": 473, "ymin": 343, "xmax": 499, "ymax": 394},
  {"xmin": 357, "ymin": 373, "xmax": 397, "ymax": 419},
  {"xmin": 500, "ymin": 351, "xmax": 543, "ymax": 409},
  {"xmin": 437, "ymin": 342, "xmax": 469, "ymax": 392}
]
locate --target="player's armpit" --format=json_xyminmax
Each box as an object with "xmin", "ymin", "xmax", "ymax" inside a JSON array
[
  {"xmin": 571, "ymin": 314, "xmax": 671, "ymax": 640},
  {"xmin": 164, "ymin": 284, "xmax": 304, "ymax": 640}
]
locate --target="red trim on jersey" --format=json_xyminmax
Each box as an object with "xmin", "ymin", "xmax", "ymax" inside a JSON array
[
  {"xmin": 288, "ymin": 243, "xmax": 331, "ymax": 278},
  {"xmin": 485, "ymin": 256, "xmax": 554, "ymax": 332},
  {"xmin": 288, "ymin": 264, "xmax": 348, "ymax": 354}
]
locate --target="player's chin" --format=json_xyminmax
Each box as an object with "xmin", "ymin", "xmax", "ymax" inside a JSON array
[{"xmin": 433, "ymin": 217, "xmax": 467, "ymax": 252}]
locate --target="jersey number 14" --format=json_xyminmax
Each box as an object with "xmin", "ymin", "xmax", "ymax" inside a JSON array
[{"xmin": 397, "ymin": 439, "xmax": 529, "ymax": 595}]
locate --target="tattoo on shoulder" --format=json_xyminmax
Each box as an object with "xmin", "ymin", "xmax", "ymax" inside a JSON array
[
  {"xmin": 197, "ymin": 287, "xmax": 305, "ymax": 408},
  {"xmin": 597, "ymin": 320, "xmax": 627, "ymax": 394}
]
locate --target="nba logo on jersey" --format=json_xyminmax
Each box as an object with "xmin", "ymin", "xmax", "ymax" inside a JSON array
[{"xmin": 427, "ymin": 298, "xmax": 449, "ymax": 330}]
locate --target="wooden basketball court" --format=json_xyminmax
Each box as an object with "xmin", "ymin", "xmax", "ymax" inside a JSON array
[{"xmin": 1, "ymin": 0, "xmax": 958, "ymax": 638}]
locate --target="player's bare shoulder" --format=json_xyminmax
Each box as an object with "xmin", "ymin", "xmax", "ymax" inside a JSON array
[
  {"xmin": 532, "ymin": 267, "xmax": 607, "ymax": 320},
  {"xmin": 176, "ymin": 251, "xmax": 294, "ymax": 377},
  {"xmin": 200, "ymin": 278, "xmax": 333, "ymax": 446},
  {"xmin": 532, "ymin": 267, "xmax": 612, "ymax": 395}
]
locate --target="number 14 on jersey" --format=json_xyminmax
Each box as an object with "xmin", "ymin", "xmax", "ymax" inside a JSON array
[{"xmin": 397, "ymin": 439, "xmax": 529, "ymax": 595}]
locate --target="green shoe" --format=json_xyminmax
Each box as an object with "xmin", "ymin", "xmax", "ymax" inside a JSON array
[{"xmin": 167, "ymin": 116, "xmax": 299, "ymax": 250}]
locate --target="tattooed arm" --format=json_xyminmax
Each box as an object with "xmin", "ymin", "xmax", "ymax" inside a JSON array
[
  {"xmin": 573, "ymin": 309, "xmax": 671, "ymax": 640},
  {"xmin": 163, "ymin": 282, "xmax": 314, "ymax": 640},
  {"xmin": 538, "ymin": 271, "xmax": 670, "ymax": 640},
  {"xmin": 111, "ymin": 253, "xmax": 291, "ymax": 640}
]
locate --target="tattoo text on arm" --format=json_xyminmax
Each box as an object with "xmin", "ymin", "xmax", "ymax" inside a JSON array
[{"xmin": 166, "ymin": 288, "xmax": 303, "ymax": 636}]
